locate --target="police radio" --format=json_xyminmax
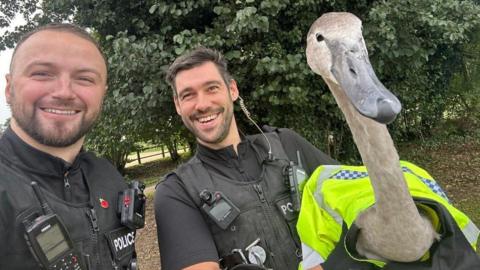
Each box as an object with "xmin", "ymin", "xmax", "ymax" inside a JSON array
[
  {"xmin": 284, "ymin": 151, "xmax": 308, "ymax": 212},
  {"xmin": 200, "ymin": 190, "xmax": 240, "ymax": 230},
  {"xmin": 23, "ymin": 182, "xmax": 82, "ymax": 270},
  {"xmin": 118, "ymin": 181, "xmax": 146, "ymax": 230}
]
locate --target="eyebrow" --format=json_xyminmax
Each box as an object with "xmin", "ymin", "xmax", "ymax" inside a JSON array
[
  {"xmin": 24, "ymin": 61, "xmax": 56, "ymax": 71},
  {"xmin": 24, "ymin": 61, "xmax": 104, "ymax": 80},
  {"xmin": 178, "ymin": 80, "xmax": 222, "ymax": 94},
  {"xmin": 76, "ymin": 68, "xmax": 104, "ymax": 80}
]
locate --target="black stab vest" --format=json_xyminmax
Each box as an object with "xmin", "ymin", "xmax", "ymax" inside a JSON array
[
  {"xmin": 175, "ymin": 133, "xmax": 301, "ymax": 269},
  {"xmin": 0, "ymin": 153, "xmax": 135, "ymax": 270}
]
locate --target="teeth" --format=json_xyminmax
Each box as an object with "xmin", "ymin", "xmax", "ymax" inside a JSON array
[
  {"xmin": 198, "ymin": 114, "xmax": 218, "ymax": 123},
  {"xmin": 43, "ymin": 108, "xmax": 77, "ymax": 115}
]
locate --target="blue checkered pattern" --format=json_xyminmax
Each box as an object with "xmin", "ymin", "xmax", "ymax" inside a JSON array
[
  {"xmin": 402, "ymin": 167, "xmax": 450, "ymax": 202},
  {"xmin": 332, "ymin": 170, "xmax": 369, "ymax": 180},
  {"xmin": 331, "ymin": 167, "xmax": 450, "ymax": 202}
]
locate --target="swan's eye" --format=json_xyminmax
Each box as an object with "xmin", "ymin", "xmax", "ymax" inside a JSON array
[{"xmin": 316, "ymin": 33, "xmax": 324, "ymax": 42}]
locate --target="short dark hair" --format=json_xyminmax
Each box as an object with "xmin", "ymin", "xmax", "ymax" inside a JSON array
[
  {"xmin": 10, "ymin": 23, "xmax": 107, "ymax": 72},
  {"xmin": 166, "ymin": 46, "xmax": 233, "ymax": 96}
]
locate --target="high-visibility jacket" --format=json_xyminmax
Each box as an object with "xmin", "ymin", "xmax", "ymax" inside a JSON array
[{"xmin": 297, "ymin": 160, "xmax": 480, "ymax": 270}]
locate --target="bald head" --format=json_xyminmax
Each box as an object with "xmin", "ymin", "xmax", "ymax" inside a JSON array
[{"xmin": 10, "ymin": 23, "xmax": 107, "ymax": 74}]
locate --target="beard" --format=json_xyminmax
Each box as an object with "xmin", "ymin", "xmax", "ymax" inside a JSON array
[
  {"xmin": 9, "ymin": 91, "xmax": 100, "ymax": 147},
  {"xmin": 182, "ymin": 105, "xmax": 234, "ymax": 146}
]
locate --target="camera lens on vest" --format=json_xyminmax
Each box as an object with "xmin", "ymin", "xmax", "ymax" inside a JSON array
[
  {"xmin": 118, "ymin": 181, "xmax": 146, "ymax": 229},
  {"xmin": 199, "ymin": 189, "xmax": 214, "ymax": 205},
  {"xmin": 200, "ymin": 191, "xmax": 240, "ymax": 230}
]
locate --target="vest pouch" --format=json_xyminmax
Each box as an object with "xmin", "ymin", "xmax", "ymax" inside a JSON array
[
  {"xmin": 13, "ymin": 202, "xmax": 92, "ymax": 270},
  {"xmin": 274, "ymin": 194, "xmax": 302, "ymax": 256},
  {"xmin": 208, "ymin": 195, "xmax": 301, "ymax": 269},
  {"xmin": 209, "ymin": 205, "xmax": 267, "ymax": 254},
  {"xmin": 8, "ymin": 208, "xmax": 46, "ymax": 269},
  {"xmin": 71, "ymin": 240, "xmax": 93, "ymax": 270},
  {"xmin": 274, "ymin": 195, "xmax": 298, "ymax": 222}
]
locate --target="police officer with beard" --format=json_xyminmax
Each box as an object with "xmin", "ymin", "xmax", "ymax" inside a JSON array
[
  {"xmin": 0, "ymin": 24, "xmax": 137, "ymax": 269},
  {"xmin": 154, "ymin": 47, "xmax": 338, "ymax": 270}
]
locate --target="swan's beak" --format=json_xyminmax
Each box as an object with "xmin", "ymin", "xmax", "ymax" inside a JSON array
[{"xmin": 327, "ymin": 39, "xmax": 402, "ymax": 124}]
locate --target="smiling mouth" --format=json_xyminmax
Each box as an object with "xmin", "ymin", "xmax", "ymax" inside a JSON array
[
  {"xmin": 196, "ymin": 112, "xmax": 220, "ymax": 124},
  {"xmin": 42, "ymin": 108, "xmax": 80, "ymax": 116}
]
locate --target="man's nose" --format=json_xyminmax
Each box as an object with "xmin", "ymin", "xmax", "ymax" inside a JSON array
[
  {"xmin": 194, "ymin": 92, "xmax": 212, "ymax": 111},
  {"xmin": 51, "ymin": 76, "xmax": 75, "ymax": 100}
]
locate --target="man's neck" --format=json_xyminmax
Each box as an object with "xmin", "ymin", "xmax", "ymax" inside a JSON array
[
  {"xmin": 10, "ymin": 123, "xmax": 83, "ymax": 164},
  {"xmin": 197, "ymin": 117, "xmax": 242, "ymax": 153},
  {"xmin": 198, "ymin": 133, "xmax": 241, "ymax": 153}
]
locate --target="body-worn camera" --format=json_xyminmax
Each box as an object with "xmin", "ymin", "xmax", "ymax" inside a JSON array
[
  {"xmin": 284, "ymin": 161, "xmax": 307, "ymax": 212},
  {"xmin": 118, "ymin": 181, "xmax": 146, "ymax": 230},
  {"xmin": 200, "ymin": 190, "xmax": 240, "ymax": 230},
  {"xmin": 23, "ymin": 182, "xmax": 82, "ymax": 270}
]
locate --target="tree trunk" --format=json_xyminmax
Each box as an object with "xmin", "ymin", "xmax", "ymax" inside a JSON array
[{"xmin": 166, "ymin": 139, "xmax": 180, "ymax": 161}]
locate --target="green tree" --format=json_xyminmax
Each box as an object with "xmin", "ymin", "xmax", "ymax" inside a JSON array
[
  {"xmin": 365, "ymin": 0, "xmax": 480, "ymax": 140},
  {"xmin": 441, "ymin": 26, "xmax": 480, "ymax": 138},
  {"xmin": 2, "ymin": 0, "xmax": 478, "ymax": 166}
]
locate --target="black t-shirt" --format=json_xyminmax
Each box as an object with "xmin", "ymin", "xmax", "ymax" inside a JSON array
[{"xmin": 154, "ymin": 128, "xmax": 338, "ymax": 270}]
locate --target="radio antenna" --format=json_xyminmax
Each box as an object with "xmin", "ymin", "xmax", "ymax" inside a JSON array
[
  {"xmin": 31, "ymin": 181, "xmax": 53, "ymax": 215},
  {"xmin": 296, "ymin": 150, "xmax": 303, "ymax": 168},
  {"xmin": 238, "ymin": 96, "xmax": 273, "ymax": 161}
]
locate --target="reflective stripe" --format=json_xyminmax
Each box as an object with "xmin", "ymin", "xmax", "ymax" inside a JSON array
[
  {"xmin": 301, "ymin": 242, "xmax": 325, "ymax": 269},
  {"xmin": 402, "ymin": 166, "xmax": 450, "ymax": 203},
  {"xmin": 316, "ymin": 165, "xmax": 341, "ymax": 185},
  {"xmin": 463, "ymin": 220, "xmax": 480, "ymax": 246},
  {"xmin": 313, "ymin": 166, "xmax": 343, "ymax": 225}
]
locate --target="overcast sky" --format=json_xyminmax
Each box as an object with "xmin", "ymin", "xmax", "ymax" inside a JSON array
[
  {"xmin": 0, "ymin": 49, "xmax": 12, "ymax": 126},
  {"xmin": 1, "ymin": 15, "xmax": 27, "ymax": 126}
]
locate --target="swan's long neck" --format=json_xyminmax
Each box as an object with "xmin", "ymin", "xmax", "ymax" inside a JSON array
[
  {"xmin": 325, "ymin": 80, "xmax": 438, "ymax": 262},
  {"xmin": 326, "ymin": 81, "xmax": 417, "ymax": 212}
]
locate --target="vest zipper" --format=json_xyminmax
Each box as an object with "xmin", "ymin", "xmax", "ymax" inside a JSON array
[
  {"xmin": 64, "ymin": 171, "xmax": 72, "ymax": 201},
  {"xmin": 253, "ymin": 183, "xmax": 282, "ymax": 267},
  {"xmin": 86, "ymin": 208, "xmax": 100, "ymax": 267},
  {"xmin": 253, "ymin": 184, "xmax": 266, "ymax": 202}
]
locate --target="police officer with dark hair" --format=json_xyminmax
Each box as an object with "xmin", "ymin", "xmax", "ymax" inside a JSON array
[
  {"xmin": 154, "ymin": 46, "xmax": 338, "ymax": 270},
  {"xmin": 0, "ymin": 23, "xmax": 138, "ymax": 269}
]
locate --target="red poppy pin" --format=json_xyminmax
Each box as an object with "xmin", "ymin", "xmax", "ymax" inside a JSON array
[{"xmin": 99, "ymin": 198, "xmax": 109, "ymax": 209}]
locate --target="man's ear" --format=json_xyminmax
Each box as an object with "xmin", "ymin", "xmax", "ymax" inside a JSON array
[
  {"xmin": 229, "ymin": 79, "xmax": 239, "ymax": 102},
  {"xmin": 5, "ymin": 74, "xmax": 12, "ymax": 104}
]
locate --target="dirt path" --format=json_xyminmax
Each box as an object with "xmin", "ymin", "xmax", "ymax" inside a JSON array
[{"xmin": 136, "ymin": 186, "xmax": 161, "ymax": 269}]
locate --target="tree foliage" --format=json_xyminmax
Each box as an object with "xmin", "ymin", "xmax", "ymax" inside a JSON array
[
  {"xmin": 365, "ymin": 0, "xmax": 480, "ymax": 140},
  {"xmin": 2, "ymin": 0, "xmax": 479, "ymax": 166}
]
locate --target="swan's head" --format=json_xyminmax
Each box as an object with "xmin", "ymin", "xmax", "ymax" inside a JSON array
[{"xmin": 306, "ymin": 12, "xmax": 401, "ymax": 124}]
